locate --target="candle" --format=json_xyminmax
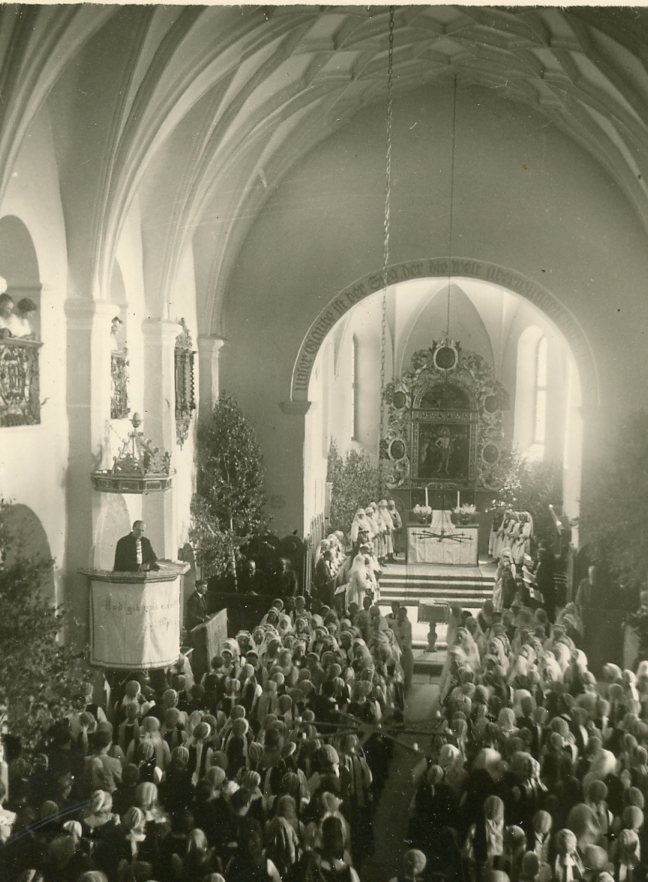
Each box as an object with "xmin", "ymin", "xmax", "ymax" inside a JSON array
[
  {"xmin": 425, "ymin": 487, "xmax": 429, "ymax": 508},
  {"xmin": 456, "ymin": 490, "xmax": 460, "ymax": 509}
]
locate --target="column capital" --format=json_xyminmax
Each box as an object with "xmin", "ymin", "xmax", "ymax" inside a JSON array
[
  {"xmin": 141, "ymin": 318, "xmax": 183, "ymax": 342},
  {"xmin": 279, "ymin": 400, "xmax": 312, "ymax": 416},
  {"xmin": 198, "ymin": 335, "xmax": 225, "ymax": 355},
  {"xmin": 65, "ymin": 298, "xmax": 114, "ymax": 329}
]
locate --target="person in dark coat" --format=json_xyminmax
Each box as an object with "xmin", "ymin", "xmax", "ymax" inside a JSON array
[
  {"xmin": 186, "ymin": 581, "xmax": 210, "ymax": 631},
  {"xmin": 113, "ymin": 520, "xmax": 159, "ymax": 572},
  {"xmin": 535, "ymin": 545, "xmax": 556, "ymax": 623},
  {"xmin": 238, "ymin": 559, "xmax": 266, "ymax": 595},
  {"xmin": 313, "ymin": 549, "xmax": 336, "ymax": 608},
  {"xmin": 271, "ymin": 557, "xmax": 299, "ymax": 599}
]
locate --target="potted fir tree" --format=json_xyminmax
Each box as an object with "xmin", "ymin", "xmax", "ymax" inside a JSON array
[{"xmin": 190, "ymin": 393, "xmax": 266, "ymax": 587}]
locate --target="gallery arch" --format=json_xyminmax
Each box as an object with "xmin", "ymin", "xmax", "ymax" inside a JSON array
[
  {"xmin": 0, "ymin": 214, "xmax": 42, "ymax": 333},
  {"xmin": 1, "ymin": 503, "xmax": 55, "ymax": 601}
]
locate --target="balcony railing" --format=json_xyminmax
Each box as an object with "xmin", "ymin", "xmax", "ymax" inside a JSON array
[{"xmin": 0, "ymin": 337, "xmax": 43, "ymax": 427}]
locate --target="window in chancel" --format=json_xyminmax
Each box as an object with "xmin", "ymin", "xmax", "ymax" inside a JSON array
[
  {"xmin": 351, "ymin": 334, "xmax": 359, "ymax": 440},
  {"xmin": 533, "ymin": 336, "xmax": 548, "ymax": 451},
  {"xmin": 514, "ymin": 325, "xmax": 548, "ymax": 463}
]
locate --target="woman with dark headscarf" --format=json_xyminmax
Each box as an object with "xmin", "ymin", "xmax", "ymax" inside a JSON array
[
  {"xmin": 225, "ymin": 818, "xmax": 282, "ymax": 882},
  {"xmin": 464, "ymin": 795, "xmax": 505, "ymax": 881}
]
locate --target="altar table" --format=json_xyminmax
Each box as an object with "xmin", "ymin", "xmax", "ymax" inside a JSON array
[{"xmin": 406, "ymin": 524, "xmax": 479, "ymax": 565}]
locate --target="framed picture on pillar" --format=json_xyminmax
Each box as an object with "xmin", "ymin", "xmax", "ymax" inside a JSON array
[{"xmin": 175, "ymin": 318, "xmax": 196, "ymax": 447}]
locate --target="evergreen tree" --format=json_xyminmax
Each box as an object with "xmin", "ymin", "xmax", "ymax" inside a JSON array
[
  {"xmin": 326, "ymin": 441, "xmax": 380, "ymax": 534},
  {"xmin": 493, "ymin": 449, "xmax": 562, "ymax": 545},
  {"xmin": 0, "ymin": 501, "xmax": 89, "ymax": 751},
  {"xmin": 190, "ymin": 392, "xmax": 266, "ymax": 580}
]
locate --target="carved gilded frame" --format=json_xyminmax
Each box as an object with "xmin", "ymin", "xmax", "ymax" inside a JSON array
[{"xmin": 174, "ymin": 318, "xmax": 196, "ymax": 447}]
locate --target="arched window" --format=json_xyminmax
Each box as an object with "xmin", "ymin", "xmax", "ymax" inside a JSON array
[
  {"xmin": 351, "ymin": 334, "xmax": 359, "ymax": 440},
  {"xmin": 533, "ymin": 336, "xmax": 548, "ymax": 449},
  {"xmin": 514, "ymin": 325, "xmax": 547, "ymax": 462}
]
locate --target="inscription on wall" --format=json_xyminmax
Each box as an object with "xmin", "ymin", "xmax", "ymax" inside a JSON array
[{"xmin": 291, "ymin": 258, "xmax": 594, "ymax": 402}]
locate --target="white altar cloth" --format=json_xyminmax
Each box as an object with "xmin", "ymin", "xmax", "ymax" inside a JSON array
[{"xmin": 406, "ymin": 511, "xmax": 479, "ymax": 565}]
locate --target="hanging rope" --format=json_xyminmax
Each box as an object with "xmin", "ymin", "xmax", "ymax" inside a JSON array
[
  {"xmin": 379, "ymin": 7, "xmax": 395, "ymax": 496},
  {"xmin": 445, "ymin": 74, "xmax": 459, "ymax": 339}
]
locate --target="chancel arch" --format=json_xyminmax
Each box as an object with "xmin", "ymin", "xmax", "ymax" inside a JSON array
[
  {"xmin": 291, "ymin": 258, "xmax": 599, "ymax": 412},
  {"xmin": 303, "ymin": 268, "xmax": 587, "ymax": 532}
]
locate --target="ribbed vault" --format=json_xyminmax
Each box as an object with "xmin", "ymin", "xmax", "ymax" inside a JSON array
[{"xmin": 2, "ymin": 5, "xmax": 648, "ymax": 325}]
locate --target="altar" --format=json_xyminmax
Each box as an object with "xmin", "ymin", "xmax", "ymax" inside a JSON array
[
  {"xmin": 406, "ymin": 509, "xmax": 479, "ymax": 566},
  {"xmin": 378, "ymin": 340, "xmax": 510, "ymax": 566}
]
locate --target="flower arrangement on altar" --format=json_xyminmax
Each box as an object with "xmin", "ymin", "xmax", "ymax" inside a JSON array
[
  {"xmin": 453, "ymin": 503, "xmax": 478, "ymax": 525},
  {"xmin": 412, "ymin": 504, "xmax": 433, "ymax": 523}
]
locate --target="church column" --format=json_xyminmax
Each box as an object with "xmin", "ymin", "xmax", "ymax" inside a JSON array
[
  {"xmin": 64, "ymin": 298, "xmax": 115, "ymax": 642},
  {"xmin": 197, "ymin": 335, "xmax": 224, "ymax": 419},
  {"xmin": 277, "ymin": 400, "xmax": 312, "ymax": 535},
  {"xmin": 577, "ymin": 401, "xmax": 604, "ymax": 546},
  {"xmin": 141, "ymin": 318, "xmax": 182, "ymax": 561}
]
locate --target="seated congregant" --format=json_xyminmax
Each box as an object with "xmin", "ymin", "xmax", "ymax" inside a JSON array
[
  {"xmin": 238, "ymin": 557, "xmax": 265, "ymax": 594},
  {"xmin": 113, "ymin": 520, "xmax": 159, "ymax": 573},
  {"xmin": 268, "ymin": 557, "xmax": 299, "ymax": 598}
]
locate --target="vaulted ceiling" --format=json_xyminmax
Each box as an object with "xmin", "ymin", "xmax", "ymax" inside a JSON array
[{"xmin": 2, "ymin": 5, "xmax": 648, "ymax": 321}]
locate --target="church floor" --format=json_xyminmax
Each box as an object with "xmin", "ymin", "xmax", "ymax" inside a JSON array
[{"xmin": 359, "ymin": 674, "xmax": 440, "ymax": 882}]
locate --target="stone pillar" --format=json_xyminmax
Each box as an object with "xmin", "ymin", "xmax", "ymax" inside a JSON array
[
  {"xmin": 141, "ymin": 318, "xmax": 182, "ymax": 560},
  {"xmin": 64, "ymin": 298, "xmax": 115, "ymax": 643},
  {"xmin": 577, "ymin": 401, "xmax": 603, "ymax": 548},
  {"xmin": 277, "ymin": 400, "xmax": 312, "ymax": 535},
  {"xmin": 197, "ymin": 335, "xmax": 225, "ymax": 419}
]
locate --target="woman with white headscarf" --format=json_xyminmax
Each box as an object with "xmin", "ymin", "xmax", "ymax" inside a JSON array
[
  {"xmin": 387, "ymin": 499, "xmax": 402, "ymax": 559},
  {"xmin": 438, "ymin": 744, "xmax": 466, "ymax": 797},
  {"xmin": 512, "ymin": 512, "xmax": 533, "ymax": 565},
  {"xmin": 350, "ymin": 509, "xmax": 370, "ymax": 551},
  {"xmin": 364, "ymin": 503, "xmax": 381, "ymax": 560},
  {"xmin": 439, "ymin": 627, "xmax": 480, "ymax": 704},
  {"xmin": 314, "ymin": 538, "xmax": 330, "ymax": 568},
  {"xmin": 378, "ymin": 500, "xmax": 394, "ymax": 563},
  {"xmin": 348, "ymin": 553, "xmax": 371, "ymax": 609},
  {"xmin": 493, "ymin": 548, "xmax": 515, "ymax": 611}
]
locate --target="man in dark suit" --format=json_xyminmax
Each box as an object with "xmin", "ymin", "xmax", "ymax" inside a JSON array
[
  {"xmin": 186, "ymin": 580, "xmax": 210, "ymax": 631},
  {"xmin": 313, "ymin": 548, "xmax": 336, "ymax": 607},
  {"xmin": 113, "ymin": 521, "xmax": 159, "ymax": 572},
  {"xmin": 270, "ymin": 557, "xmax": 299, "ymax": 598},
  {"xmin": 238, "ymin": 558, "xmax": 265, "ymax": 595}
]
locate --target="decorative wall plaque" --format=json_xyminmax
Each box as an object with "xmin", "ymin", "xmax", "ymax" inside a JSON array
[
  {"xmin": 0, "ymin": 338, "xmax": 43, "ymax": 427},
  {"xmin": 175, "ymin": 318, "xmax": 196, "ymax": 447},
  {"xmin": 110, "ymin": 349, "xmax": 129, "ymax": 419}
]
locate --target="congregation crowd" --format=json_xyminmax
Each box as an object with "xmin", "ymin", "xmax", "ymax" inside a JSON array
[
  {"xmin": 1, "ymin": 499, "xmax": 645, "ymax": 882},
  {"xmin": 404, "ymin": 530, "xmax": 648, "ymax": 882},
  {"xmin": 0, "ymin": 498, "xmax": 416, "ymax": 882}
]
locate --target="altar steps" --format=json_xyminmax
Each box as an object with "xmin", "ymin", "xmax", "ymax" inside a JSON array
[{"xmin": 378, "ymin": 559, "xmax": 496, "ymax": 611}]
